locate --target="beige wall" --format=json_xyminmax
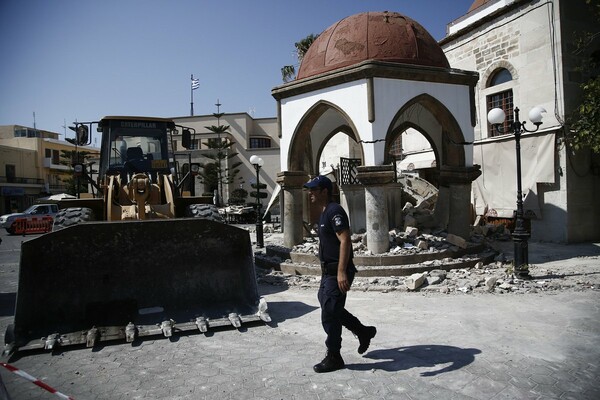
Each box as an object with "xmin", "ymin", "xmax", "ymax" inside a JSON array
[
  {"xmin": 0, "ymin": 126, "xmax": 100, "ymax": 214},
  {"xmin": 172, "ymin": 113, "xmax": 279, "ymax": 205}
]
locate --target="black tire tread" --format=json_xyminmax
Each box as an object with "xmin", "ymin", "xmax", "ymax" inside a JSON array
[
  {"xmin": 185, "ymin": 204, "xmax": 224, "ymax": 223},
  {"xmin": 52, "ymin": 207, "xmax": 96, "ymax": 231}
]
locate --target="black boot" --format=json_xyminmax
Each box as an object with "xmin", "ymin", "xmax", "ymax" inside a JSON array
[
  {"xmin": 357, "ymin": 326, "xmax": 377, "ymax": 354},
  {"xmin": 313, "ymin": 351, "xmax": 345, "ymax": 373}
]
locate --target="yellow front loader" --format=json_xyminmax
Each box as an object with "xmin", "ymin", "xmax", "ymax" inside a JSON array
[{"xmin": 3, "ymin": 116, "xmax": 269, "ymax": 356}]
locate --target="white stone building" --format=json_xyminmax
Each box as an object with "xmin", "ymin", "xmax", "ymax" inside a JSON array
[
  {"xmin": 171, "ymin": 112, "xmax": 279, "ymax": 211},
  {"xmin": 440, "ymin": 0, "xmax": 600, "ymax": 242},
  {"xmin": 273, "ymin": 11, "xmax": 480, "ymax": 251}
]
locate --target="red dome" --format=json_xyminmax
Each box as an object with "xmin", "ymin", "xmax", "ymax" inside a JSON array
[{"xmin": 297, "ymin": 11, "xmax": 450, "ymax": 80}]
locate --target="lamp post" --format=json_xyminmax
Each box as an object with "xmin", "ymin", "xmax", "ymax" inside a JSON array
[
  {"xmin": 487, "ymin": 106, "xmax": 546, "ymax": 278},
  {"xmin": 250, "ymin": 155, "xmax": 264, "ymax": 248}
]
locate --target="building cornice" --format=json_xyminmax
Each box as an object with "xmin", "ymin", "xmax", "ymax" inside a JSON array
[
  {"xmin": 271, "ymin": 60, "xmax": 479, "ymax": 101},
  {"xmin": 439, "ymin": 0, "xmax": 531, "ymax": 46}
]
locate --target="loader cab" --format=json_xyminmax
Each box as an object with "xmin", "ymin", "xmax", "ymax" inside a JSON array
[{"xmin": 98, "ymin": 117, "xmax": 174, "ymax": 182}]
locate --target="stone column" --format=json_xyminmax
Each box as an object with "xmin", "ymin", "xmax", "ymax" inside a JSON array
[
  {"xmin": 356, "ymin": 165, "xmax": 395, "ymax": 254},
  {"xmin": 277, "ymin": 171, "xmax": 308, "ymax": 249},
  {"xmin": 438, "ymin": 166, "xmax": 481, "ymax": 240}
]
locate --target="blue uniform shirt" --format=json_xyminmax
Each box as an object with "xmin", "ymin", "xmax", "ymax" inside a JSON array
[{"xmin": 318, "ymin": 202, "xmax": 352, "ymax": 264}]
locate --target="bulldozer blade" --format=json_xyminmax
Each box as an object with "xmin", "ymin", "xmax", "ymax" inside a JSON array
[{"xmin": 7, "ymin": 219, "xmax": 268, "ymax": 353}]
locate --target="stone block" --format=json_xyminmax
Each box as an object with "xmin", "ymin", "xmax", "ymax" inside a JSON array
[
  {"xmin": 404, "ymin": 272, "xmax": 427, "ymax": 290},
  {"xmin": 416, "ymin": 240, "xmax": 428, "ymax": 250},
  {"xmin": 429, "ymin": 269, "xmax": 447, "ymax": 280},
  {"xmin": 446, "ymin": 233, "xmax": 467, "ymax": 249},
  {"xmin": 485, "ymin": 276, "xmax": 498, "ymax": 291},
  {"xmin": 405, "ymin": 226, "xmax": 419, "ymax": 237}
]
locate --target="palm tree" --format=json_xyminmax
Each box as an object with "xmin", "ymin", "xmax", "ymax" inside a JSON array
[{"xmin": 281, "ymin": 33, "xmax": 319, "ymax": 83}]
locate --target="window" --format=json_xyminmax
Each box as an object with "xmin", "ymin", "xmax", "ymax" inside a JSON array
[
  {"xmin": 486, "ymin": 68, "xmax": 514, "ymax": 137},
  {"xmin": 489, "ymin": 68, "xmax": 512, "ymax": 86},
  {"xmin": 14, "ymin": 128, "xmax": 40, "ymax": 138},
  {"xmin": 45, "ymin": 148, "xmax": 52, "ymax": 158},
  {"xmin": 249, "ymin": 137, "xmax": 271, "ymax": 149},
  {"xmin": 52, "ymin": 150, "xmax": 60, "ymax": 165},
  {"xmin": 388, "ymin": 136, "xmax": 403, "ymax": 157},
  {"xmin": 6, "ymin": 165, "xmax": 16, "ymax": 183}
]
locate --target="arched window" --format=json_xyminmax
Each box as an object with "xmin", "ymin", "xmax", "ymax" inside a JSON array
[
  {"xmin": 488, "ymin": 68, "xmax": 512, "ymax": 86},
  {"xmin": 486, "ymin": 68, "xmax": 514, "ymax": 137}
]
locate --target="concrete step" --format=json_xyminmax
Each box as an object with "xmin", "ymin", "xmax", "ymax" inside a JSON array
[{"xmin": 255, "ymin": 243, "xmax": 498, "ymax": 277}]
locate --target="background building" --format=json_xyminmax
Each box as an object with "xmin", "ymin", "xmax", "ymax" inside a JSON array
[
  {"xmin": 171, "ymin": 112, "xmax": 279, "ymax": 212},
  {"xmin": 0, "ymin": 125, "xmax": 99, "ymax": 214},
  {"xmin": 439, "ymin": 0, "xmax": 600, "ymax": 242}
]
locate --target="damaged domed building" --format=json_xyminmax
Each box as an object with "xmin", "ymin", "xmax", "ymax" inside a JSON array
[{"xmin": 271, "ymin": 0, "xmax": 600, "ymax": 252}]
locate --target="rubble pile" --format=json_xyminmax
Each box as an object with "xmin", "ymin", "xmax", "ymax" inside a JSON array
[
  {"xmin": 256, "ymin": 258, "xmax": 600, "ymax": 295},
  {"xmin": 253, "ymin": 223, "xmax": 600, "ymax": 295},
  {"xmin": 291, "ymin": 227, "xmax": 490, "ymax": 258}
]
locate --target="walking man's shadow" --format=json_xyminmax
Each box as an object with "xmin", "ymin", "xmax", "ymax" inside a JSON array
[{"xmin": 347, "ymin": 345, "xmax": 481, "ymax": 376}]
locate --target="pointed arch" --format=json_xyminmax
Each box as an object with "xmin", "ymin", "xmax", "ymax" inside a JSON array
[
  {"xmin": 384, "ymin": 93, "xmax": 467, "ymax": 167},
  {"xmin": 288, "ymin": 100, "xmax": 363, "ymax": 175}
]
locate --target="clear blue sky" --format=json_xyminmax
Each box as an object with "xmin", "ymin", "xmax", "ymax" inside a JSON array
[{"xmin": 0, "ymin": 0, "xmax": 473, "ymax": 137}]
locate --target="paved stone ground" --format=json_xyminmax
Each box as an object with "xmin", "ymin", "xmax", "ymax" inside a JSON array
[{"xmin": 1, "ymin": 230, "xmax": 599, "ymax": 400}]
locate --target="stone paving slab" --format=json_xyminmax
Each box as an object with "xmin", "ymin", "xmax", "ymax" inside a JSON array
[
  {"xmin": 1, "ymin": 232, "xmax": 600, "ymax": 399},
  {"xmin": 1, "ymin": 285, "xmax": 599, "ymax": 400}
]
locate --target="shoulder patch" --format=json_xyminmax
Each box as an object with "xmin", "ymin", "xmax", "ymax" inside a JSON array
[{"xmin": 333, "ymin": 215, "xmax": 343, "ymax": 227}]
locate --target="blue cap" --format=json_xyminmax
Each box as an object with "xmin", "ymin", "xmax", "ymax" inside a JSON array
[{"xmin": 304, "ymin": 175, "xmax": 333, "ymax": 193}]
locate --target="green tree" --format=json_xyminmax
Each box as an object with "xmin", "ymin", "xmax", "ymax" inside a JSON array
[
  {"xmin": 281, "ymin": 33, "xmax": 319, "ymax": 82},
  {"xmin": 229, "ymin": 188, "xmax": 248, "ymax": 205},
  {"xmin": 58, "ymin": 149, "xmax": 92, "ymax": 195},
  {"xmin": 568, "ymin": 0, "xmax": 600, "ymax": 153},
  {"xmin": 197, "ymin": 122, "xmax": 243, "ymax": 205}
]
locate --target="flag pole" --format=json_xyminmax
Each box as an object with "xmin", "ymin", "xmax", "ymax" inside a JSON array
[{"xmin": 190, "ymin": 74, "xmax": 194, "ymax": 116}]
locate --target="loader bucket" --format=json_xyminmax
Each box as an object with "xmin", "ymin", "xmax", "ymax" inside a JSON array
[{"xmin": 6, "ymin": 219, "xmax": 269, "ymax": 354}]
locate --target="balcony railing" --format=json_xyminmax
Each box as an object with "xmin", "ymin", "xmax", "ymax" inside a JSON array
[{"xmin": 0, "ymin": 176, "xmax": 45, "ymax": 185}]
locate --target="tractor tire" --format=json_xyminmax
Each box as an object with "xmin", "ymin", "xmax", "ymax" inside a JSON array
[
  {"xmin": 186, "ymin": 204, "xmax": 224, "ymax": 223},
  {"xmin": 52, "ymin": 207, "xmax": 96, "ymax": 231}
]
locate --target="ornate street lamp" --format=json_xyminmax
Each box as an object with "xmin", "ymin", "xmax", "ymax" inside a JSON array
[
  {"xmin": 487, "ymin": 106, "xmax": 546, "ymax": 278},
  {"xmin": 250, "ymin": 155, "xmax": 265, "ymax": 248}
]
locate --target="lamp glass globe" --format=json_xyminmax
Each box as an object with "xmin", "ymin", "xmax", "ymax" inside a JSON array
[
  {"xmin": 487, "ymin": 108, "xmax": 506, "ymax": 125},
  {"xmin": 528, "ymin": 106, "xmax": 546, "ymax": 124}
]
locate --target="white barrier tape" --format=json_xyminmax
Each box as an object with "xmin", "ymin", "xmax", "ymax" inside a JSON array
[{"xmin": 1, "ymin": 362, "xmax": 74, "ymax": 400}]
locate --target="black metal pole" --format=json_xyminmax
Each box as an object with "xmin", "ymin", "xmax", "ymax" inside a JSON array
[
  {"xmin": 511, "ymin": 107, "xmax": 530, "ymax": 278},
  {"xmin": 190, "ymin": 74, "xmax": 194, "ymax": 117},
  {"xmin": 255, "ymin": 164, "xmax": 264, "ymax": 248}
]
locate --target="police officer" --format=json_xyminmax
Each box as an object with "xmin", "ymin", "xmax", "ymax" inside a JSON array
[{"xmin": 304, "ymin": 175, "xmax": 377, "ymax": 373}]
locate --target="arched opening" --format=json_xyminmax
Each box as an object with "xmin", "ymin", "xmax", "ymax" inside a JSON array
[
  {"xmin": 287, "ymin": 100, "xmax": 364, "ymax": 227},
  {"xmin": 387, "ymin": 123, "xmax": 439, "ymax": 188},
  {"xmin": 385, "ymin": 94, "xmax": 466, "ymax": 168},
  {"xmin": 288, "ymin": 101, "xmax": 363, "ymax": 176}
]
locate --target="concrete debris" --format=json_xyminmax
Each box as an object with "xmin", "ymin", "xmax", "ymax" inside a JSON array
[
  {"xmin": 446, "ymin": 233, "xmax": 468, "ymax": 249},
  {"xmin": 251, "ymin": 218, "xmax": 600, "ymax": 296},
  {"xmin": 485, "ymin": 276, "xmax": 499, "ymax": 291},
  {"xmin": 404, "ymin": 273, "xmax": 427, "ymax": 290},
  {"xmin": 255, "ymin": 251, "xmax": 600, "ymax": 296},
  {"xmin": 405, "ymin": 226, "xmax": 419, "ymax": 237}
]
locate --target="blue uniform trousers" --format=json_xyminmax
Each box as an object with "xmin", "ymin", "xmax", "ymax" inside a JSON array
[{"xmin": 317, "ymin": 267, "xmax": 364, "ymax": 352}]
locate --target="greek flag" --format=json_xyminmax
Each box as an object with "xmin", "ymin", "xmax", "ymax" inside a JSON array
[{"xmin": 191, "ymin": 78, "xmax": 200, "ymax": 90}]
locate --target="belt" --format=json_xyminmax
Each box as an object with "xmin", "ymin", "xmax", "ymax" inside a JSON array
[{"xmin": 320, "ymin": 262, "xmax": 339, "ymax": 276}]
